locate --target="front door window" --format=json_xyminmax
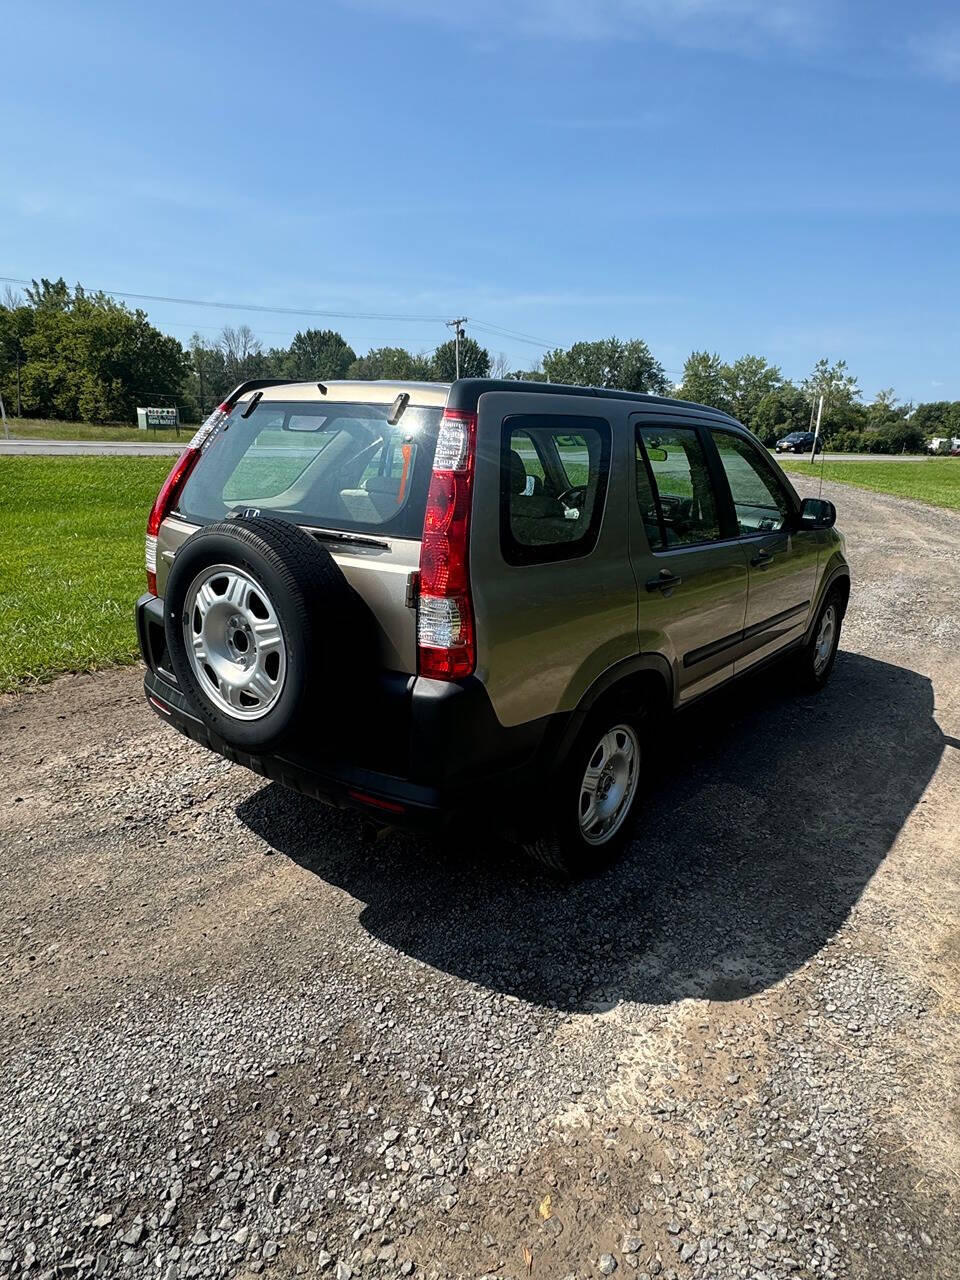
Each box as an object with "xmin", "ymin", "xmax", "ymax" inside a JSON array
[
  {"xmin": 712, "ymin": 432, "xmax": 793, "ymax": 535},
  {"xmin": 636, "ymin": 425, "xmax": 721, "ymax": 548}
]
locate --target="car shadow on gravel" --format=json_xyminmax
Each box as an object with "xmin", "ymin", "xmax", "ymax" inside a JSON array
[{"xmin": 237, "ymin": 652, "xmax": 945, "ymax": 1012}]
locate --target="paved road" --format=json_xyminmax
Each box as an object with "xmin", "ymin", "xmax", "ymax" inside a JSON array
[
  {"xmin": 773, "ymin": 450, "xmax": 935, "ymax": 463},
  {"xmin": 1, "ymin": 478, "xmax": 958, "ymax": 1279},
  {"xmin": 0, "ymin": 437, "xmax": 185, "ymax": 456},
  {"xmin": 0, "ymin": 436, "xmax": 943, "ymax": 464}
]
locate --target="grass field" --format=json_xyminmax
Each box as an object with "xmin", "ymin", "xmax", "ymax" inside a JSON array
[
  {"xmin": 4, "ymin": 418, "xmax": 188, "ymax": 443},
  {"xmin": 0, "ymin": 456, "xmax": 171, "ymax": 692},
  {"xmin": 779, "ymin": 457, "xmax": 960, "ymax": 512}
]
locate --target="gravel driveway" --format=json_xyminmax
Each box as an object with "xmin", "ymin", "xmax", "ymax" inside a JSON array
[{"xmin": 2, "ymin": 477, "xmax": 958, "ymax": 1280}]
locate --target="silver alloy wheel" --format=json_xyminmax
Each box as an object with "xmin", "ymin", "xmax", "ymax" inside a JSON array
[
  {"xmin": 183, "ymin": 564, "xmax": 287, "ymax": 720},
  {"xmin": 578, "ymin": 723, "xmax": 640, "ymax": 846},
  {"xmin": 813, "ymin": 603, "xmax": 837, "ymax": 675}
]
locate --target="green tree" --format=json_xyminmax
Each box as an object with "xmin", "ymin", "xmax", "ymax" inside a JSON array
[
  {"xmin": 750, "ymin": 382, "xmax": 810, "ymax": 444},
  {"xmin": 430, "ymin": 336, "xmax": 491, "ymax": 381},
  {"xmin": 18, "ymin": 287, "xmax": 189, "ymax": 422},
  {"xmin": 347, "ymin": 346, "xmax": 432, "ymax": 381},
  {"xmin": 542, "ymin": 337, "xmax": 668, "ymax": 393},
  {"xmin": 283, "ymin": 328, "xmax": 356, "ymax": 381},
  {"xmin": 802, "ymin": 357, "xmax": 861, "ymax": 431},
  {"xmin": 678, "ymin": 350, "xmax": 730, "ymax": 412},
  {"xmin": 188, "ymin": 335, "xmax": 231, "ymax": 418},
  {"xmin": 218, "ymin": 324, "xmax": 274, "ymax": 386},
  {"xmin": 723, "ymin": 354, "xmax": 783, "ymax": 428},
  {"xmin": 0, "ymin": 299, "xmax": 36, "ymax": 417},
  {"xmin": 24, "ymin": 277, "xmax": 71, "ymax": 311},
  {"xmin": 912, "ymin": 400, "xmax": 960, "ymax": 437},
  {"xmin": 865, "ymin": 387, "xmax": 907, "ymax": 428}
]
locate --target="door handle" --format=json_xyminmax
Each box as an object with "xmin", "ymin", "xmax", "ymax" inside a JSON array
[
  {"xmin": 750, "ymin": 548, "xmax": 774, "ymax": 567},
  {"xmin": 646, "ymin": 569, "xmax": 682, "ymax": 592}
]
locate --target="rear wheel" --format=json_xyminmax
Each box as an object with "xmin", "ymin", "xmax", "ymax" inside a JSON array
[{"xmin": 521, "ymin": 711, "xmax": 644, "ymax": 877}]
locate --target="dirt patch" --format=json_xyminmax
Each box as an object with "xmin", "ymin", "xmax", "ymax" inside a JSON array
[{"xmin": 0, "ymin": 478, "xmax": 958, "ymax": 1279}]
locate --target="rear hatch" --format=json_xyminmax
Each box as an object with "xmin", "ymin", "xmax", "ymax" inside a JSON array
[{"xmin": 155, "ymin": 385, "xmax": 447, "ymax": 675}]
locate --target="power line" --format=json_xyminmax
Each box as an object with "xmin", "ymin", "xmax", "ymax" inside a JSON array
[
  {"xmin": 162, "ymin": 319, "xmax": 443, "ymax": 347},
  {"xmin": 470, "ymin": 320, "xmax": 560, "ymax": 350},
  {"xmin": 0, "ymin": 275, "xmax": 451, "ymax": 325},
  {"xmin": 0, "ymin": 274, "xmax": 563, "ymax": 352}
]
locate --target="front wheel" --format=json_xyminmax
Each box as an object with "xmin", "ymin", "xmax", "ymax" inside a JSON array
[
  {"xmin": 794, "ymin": 587, "xmax": 843, "ymax": 691},
  {"xmin": 520, "ymin": 714, "xmax": 643, "ymax": 876}
]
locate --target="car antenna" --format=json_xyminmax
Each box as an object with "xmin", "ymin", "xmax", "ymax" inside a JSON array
[
  {"xmin": 317, "ymin": 382, "xmax": 327, "ymax": 394},
  {"xmin": 387, "ymin": 392, "xmax": 410, "ymax": 426}
]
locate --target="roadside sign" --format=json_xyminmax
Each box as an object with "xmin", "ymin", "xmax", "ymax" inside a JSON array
[{"xmin": 137, "ymin": 406, "xmax": 180, "ymax": 431}]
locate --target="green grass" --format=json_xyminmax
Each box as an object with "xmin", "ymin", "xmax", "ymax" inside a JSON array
[
  {"xmin": 779, "ymin": 457, "xmax": 960, "ymax": 512},
  {"xmin": 4, "ymin": 418, "xmax": 188, "ymax": 443},
  {"xmin": 0, "ymin": 456, "xmax": 171, "ymax": 692}
]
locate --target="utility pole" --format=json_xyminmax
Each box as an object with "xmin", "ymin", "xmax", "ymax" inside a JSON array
[
  {"xmin": 0, "ymin": 390, "xmax": 8, "ymax": 440},
  {"xmin": 196, "ymin": 348, "xmax": 206, "ymax": 418},
  {"xmin": 446, "ymin": 317, "xmax": 468, "ymax": 379}
]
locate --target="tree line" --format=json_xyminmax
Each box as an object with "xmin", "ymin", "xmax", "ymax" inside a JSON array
[{"xmin": 1, "ymin": 278, "xmax": 957, "ymax": 452}]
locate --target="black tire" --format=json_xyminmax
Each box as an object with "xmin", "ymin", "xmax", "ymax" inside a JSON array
[
  {"xmin": 520, "ymin": 707, "xmax": 647, "ymax": 877},
  {"xmin": 163, "ymin": 517, "xmax": 373, "ymax": 752},
  {"xmin": 794, "ymin": 585, "xmax": 844, "ymax": 692}
]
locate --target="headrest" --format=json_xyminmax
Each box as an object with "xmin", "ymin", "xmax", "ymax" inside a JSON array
[{"xmin": 509, "ymin": 449, "xmax": 527, "ymax": 495}]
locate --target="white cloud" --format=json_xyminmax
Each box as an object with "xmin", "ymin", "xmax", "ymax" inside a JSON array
[
  {"xmin": 908, "ymin": 25, "xmax": 960, "ymax": 81},
  {"xmin": 343, "ymin": 0, "xmax": 826, "ymax": 54}
]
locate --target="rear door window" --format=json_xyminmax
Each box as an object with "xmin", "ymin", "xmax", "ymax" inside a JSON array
[
  {"xmin": 500, "ymin": 415, "xmax": 610, "ymax": 564},
  {"xmin": 177, "ymin": 399, "xmax": 442, "ymax": 538}
]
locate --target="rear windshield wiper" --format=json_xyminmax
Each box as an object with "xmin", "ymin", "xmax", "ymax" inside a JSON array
[{"xmin": 309, "ymin": 528, "xmax": 391, "ymax": 550}]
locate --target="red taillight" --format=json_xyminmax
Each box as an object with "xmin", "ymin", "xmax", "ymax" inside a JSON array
[
  {"xmin": 145, "ymin": 447, "xmax": 201, "ymax": 594},
  {"xmin": 145, "ymin": 402, "xmax": 231, "ymax": 593},
  {"xmin": 417, "ymin": 408, "xmax": 477, "ymax": 680}
]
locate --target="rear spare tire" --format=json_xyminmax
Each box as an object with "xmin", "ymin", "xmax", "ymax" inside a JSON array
[{"xmin": 163, "ymin": 517, "xmax": 371, "ymax": 752}]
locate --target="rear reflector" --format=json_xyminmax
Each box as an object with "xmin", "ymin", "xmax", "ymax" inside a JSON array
[{"xmin": 346, "ymin": 789, "xmax": 406, "ymax": 814}]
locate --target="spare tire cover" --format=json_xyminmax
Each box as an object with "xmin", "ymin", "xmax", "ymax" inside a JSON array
[{"xmin": 163, "ymin": 517, "xmax": 372, "ymax": 752}]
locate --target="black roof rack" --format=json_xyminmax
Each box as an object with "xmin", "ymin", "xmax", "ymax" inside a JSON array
[{"xmin": 445, "ymin": 377, "xmax": 741, "ymax": 424}]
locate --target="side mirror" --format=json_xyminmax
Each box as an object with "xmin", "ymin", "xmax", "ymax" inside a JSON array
[{"xmin": 798, "ymin": 497, "xmax": 836, "ymax": 529}]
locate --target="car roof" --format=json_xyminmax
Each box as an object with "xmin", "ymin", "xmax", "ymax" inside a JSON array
[
  {"xmin": 256, "ymin": 380, "xmax": 451, "ymax": 407},
  {"xmin": 448, "ymin": 378, "xmax": 742, "ymax": 425},
  {"xmin": 253, "ymin": 376, "xmax": 742, "ymax": 427}
]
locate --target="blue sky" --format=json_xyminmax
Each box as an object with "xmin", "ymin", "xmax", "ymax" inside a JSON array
[{"xmin": 2, "ymin": 0, "xmax": 958, "ymax": 401}]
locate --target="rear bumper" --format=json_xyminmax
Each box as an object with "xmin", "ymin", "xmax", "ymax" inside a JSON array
[{"xmin": 137, "ymin": 594, "xmax": 556, "ymax": 831}]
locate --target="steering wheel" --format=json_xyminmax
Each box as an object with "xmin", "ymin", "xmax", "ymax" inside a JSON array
[{"xmin": 557, "ymin": 485, "xmax": 587, "ymax": 512}]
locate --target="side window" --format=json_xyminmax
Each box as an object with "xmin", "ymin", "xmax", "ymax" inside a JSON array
[
  {"xmin": 501, "ymin": 415, "xmax": 610, "ymax": 564},
  {"xmin": 713, "ymin": 432, "xmax": 792, "ymax": 534},
  {"xmin": 636, "ymin": 425, "xmax": 721, "ymax": 548}
]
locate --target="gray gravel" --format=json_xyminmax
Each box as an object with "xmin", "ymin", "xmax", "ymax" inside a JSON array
[{"xmin": 0, "ymin": 476, "xmax": 958, "ymax": 1279}]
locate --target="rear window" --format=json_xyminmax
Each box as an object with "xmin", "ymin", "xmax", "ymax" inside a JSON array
[
  {"xmin": 500, "ymin": 414, "xmax": 611, "ymax": 565},
  {"xmin": 177, "ymin": 399, "xmax": 442, "ymax": 538}
]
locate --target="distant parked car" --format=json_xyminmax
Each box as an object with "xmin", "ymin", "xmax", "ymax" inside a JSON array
[
  {"xmin": 776, "ymin": 431, "xmax": 823, "ymax": 454},
  {"xmin": 928, "ymin": 436, "xmax": 960, "ymax": 455}
]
